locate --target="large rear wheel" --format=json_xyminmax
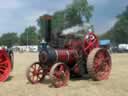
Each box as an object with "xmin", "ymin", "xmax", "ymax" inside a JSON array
[{"xmin": 87, "ymin": 48, "xmax": 112, "ymax": 80}]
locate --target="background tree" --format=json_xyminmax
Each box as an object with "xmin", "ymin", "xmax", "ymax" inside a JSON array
[
  {"xmin": 64, "ymin": 5, "xmax": 82, "ymax": 28},
  {"xmin": 20, "ymin": 26, "xmax": 38, "ymax": 45},
  {"xmin": 65, "ymin": 0, "xmax": 94, "ymax": 27},
  {"xmin": 99, "ymin": 31, "xmax": 111, "ymax": 40},
  {"xmin": 73, "ymin": 0, "xmax": 94, "ymax": 22},
  {"xmin": 112, "ymin": 6, "xmax": 128, "ymax": 44},
  {"xmin": 102, "ymin": 6, "xmax": 128, "ymax": 45},
  {"xmin": 52, "ymin": 10, "xmax": 65, "ymax": 32},
  {"xmin": 37, "ymin": 11, "xmax": 65, "ymax": 40},
  {"xmin": 37, "ymin": 0, "xmax": 93, "ymax": 39},
  {"xmin": 0, "ymin": 32, "xmax": 19, "ymax": 47}
]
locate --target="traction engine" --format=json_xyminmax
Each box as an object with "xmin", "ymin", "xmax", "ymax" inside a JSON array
[{"xmin": 26, "ymin": 15, "xmax": 112, "ymax": 88}]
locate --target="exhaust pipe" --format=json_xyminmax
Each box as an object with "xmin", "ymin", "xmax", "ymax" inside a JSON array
[{"xmin": 43, "ymin": 15, "xmax": 52, "ymax": 43}]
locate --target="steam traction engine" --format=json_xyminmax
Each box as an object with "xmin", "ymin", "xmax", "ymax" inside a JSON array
[{"xmin": 26, "ymin": 15, "xmax": 112, "ymax": 88}]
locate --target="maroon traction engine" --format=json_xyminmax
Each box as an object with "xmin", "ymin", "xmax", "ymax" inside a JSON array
[{"xmin": 26, "ymin": 15, "xmax": 112, "ymax": 88}]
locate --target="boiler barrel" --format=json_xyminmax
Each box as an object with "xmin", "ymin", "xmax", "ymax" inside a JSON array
[
  {"xmin": 56, "ymin": 49, "xmax": 79, "ymax": 64},
  {"xmin": 39, "ymin": 48, "xmax": 79, "ymax": 65}
]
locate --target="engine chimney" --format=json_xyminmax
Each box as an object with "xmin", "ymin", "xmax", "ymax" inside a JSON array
[{"xmin": 42, "ymin": 14, "xmax": 52, "ymax": 42}]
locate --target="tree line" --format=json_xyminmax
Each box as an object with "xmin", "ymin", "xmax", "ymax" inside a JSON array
[
  {"xmin": 1, "ymin": 0, "xmax": 127, "ymax": 47},
  {"xmin": 0, "ymin": 26, "xmax": 38, "ymax": 47}
]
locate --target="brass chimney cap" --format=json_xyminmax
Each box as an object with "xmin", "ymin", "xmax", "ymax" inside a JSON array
[{"xmin": 41, "ymin": 14, "xmax": 52, "ymax": 20}]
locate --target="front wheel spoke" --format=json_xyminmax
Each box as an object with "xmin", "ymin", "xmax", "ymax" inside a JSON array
[
  {"xmin": 38, "ymin": 67, "xmax": 43, "ymax": 72},
  {"xmin": 29, "ymin": 72, "xmax": 33, "ymax": 76},
  {"xmin": 35, "ymin": 64, "xmax": 38, "ymax": 70},
  {"xmin": 31, "ymin": 71, "xmax": 41, "ymax": 81},
  {"xmin": 39, "ymin": 69, "xmax": 43, "ymax": 73},
  {"xmin": 32, "ymin": 64, "xmax": 36, "ymax": 69},
  {"xmin": 34, "ymin": 76, "xmax": 38, "ymax": 81},
  {"xmin": 31, "ymin": 75, "xmax": 35, "ymax": 81},
  {"xmin": 38, "ymin": 74, "xmax": 43, "ymax": 78},
  {"xmin": 38, "ymin": 71, "xmax": 43, "ymax": 74},
  {"xmin": 37, "ymin": 74, "xmax": 40, "ymax": 79}
]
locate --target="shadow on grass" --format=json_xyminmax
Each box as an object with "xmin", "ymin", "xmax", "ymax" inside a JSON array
[
  {"xmin": 70, "ymin": 74, "xmax": 91, "ymax": 81},
  {"xmin": 26, "ymin": 76, "xmax": 52, "ymax": 85},
  {"xmin": 6, "ymin": 76, "xmax": 14, "ymax": 82},
  {"xmin": 26, "ymin": 75, "xmax": 92, "ymax": 88}
]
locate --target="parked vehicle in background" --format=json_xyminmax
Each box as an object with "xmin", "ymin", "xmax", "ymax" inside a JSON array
[{"xmin": 118, "ymin": 44, "xmax": 128, "ymax": 52}]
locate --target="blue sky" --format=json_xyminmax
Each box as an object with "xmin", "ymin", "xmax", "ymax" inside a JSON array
[{"xmin": 0, "ymin": 0, "xmax": 127, "ymax": 35}]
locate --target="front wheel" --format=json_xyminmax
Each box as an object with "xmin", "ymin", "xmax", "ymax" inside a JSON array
[{"xmin": 26, "ymin": 62, "xmax": 45, "ymax": 84}]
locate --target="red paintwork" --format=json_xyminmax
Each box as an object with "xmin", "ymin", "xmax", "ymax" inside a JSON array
[
  {"xmin": 73, "ymin": 64, "xmax": 80, "ymax": 74},
  {"xmin": 0, "ymin": 49, "xmax": 11, "ymax": 82},
  {"xmin": 84, "ymin": 32, "xmax": 99, "ymax": 55},
  {"xmin": 56, "ymin": 49, "xmax": 79, "ymax": 65}
]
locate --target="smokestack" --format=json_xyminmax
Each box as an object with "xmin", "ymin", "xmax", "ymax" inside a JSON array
[{"xmin": 42, "ymin": 14, "xmax": 52, "ymax": 42}]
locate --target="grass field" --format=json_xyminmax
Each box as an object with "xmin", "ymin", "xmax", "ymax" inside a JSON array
[{"xmin": 0, "ymin": 52, "xmax": 128, "ymax": 96}]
